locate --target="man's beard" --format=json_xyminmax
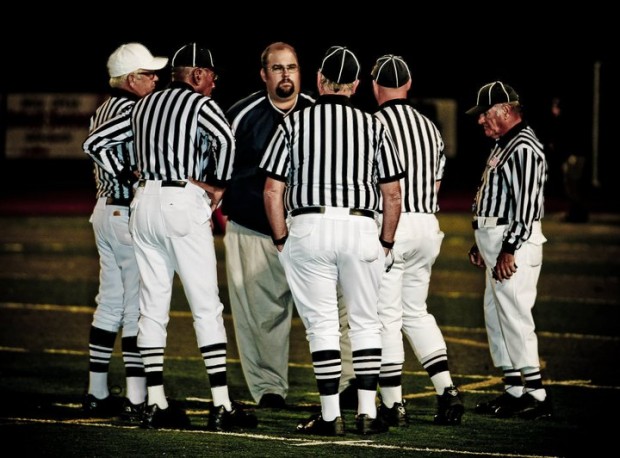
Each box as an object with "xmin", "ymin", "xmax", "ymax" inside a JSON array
[{"xmin": 275, "ymin": 80, "xmax": 295, "ymax": 98}]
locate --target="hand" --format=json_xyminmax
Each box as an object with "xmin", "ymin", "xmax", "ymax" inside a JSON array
[
  {"xmin": 118, "ymin": 167, "xmax": 139, "ymax": 187},
  {"xmin": 468, "ymin": 244, "xmax": 485, "ymax": 269},
  {"xmin": 189, "ymin": 177, "xmax": 225, "ymax": 211},
  {"xmin": 492, "ymin": 252, "xmax": 518, "ymax": 282},
  {"xmin": 384, "ymin": 247, "xmax": 395, "ymax": 272}
]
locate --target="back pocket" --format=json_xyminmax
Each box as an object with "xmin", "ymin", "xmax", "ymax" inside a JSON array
[
  {"xmin": 359, "ymin": 228, "xmax": 380, "ymax": 263},
  {"xmin": 288, "ymin": 222, "xmax": 316, "ymax": 262},
  {"xmin": 161, "ymin": 194, "xmax": 192, "ymax": 238}
]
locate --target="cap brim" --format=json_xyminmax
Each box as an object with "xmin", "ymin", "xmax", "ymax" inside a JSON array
[
  {"xmin": 465, "ymin": 105, "xmax": 489, "ymax": 116},
  {"xmin": 142, "ymin": 57, "xmax": 169, "ymax": 71}
]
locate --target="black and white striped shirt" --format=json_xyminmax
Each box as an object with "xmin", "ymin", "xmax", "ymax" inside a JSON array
[
  {"xmin": 83, "ymin": 81, "xmax": 235, "ymax": 186},
  {"xmin": 473, "ymin": 122, "xmax": 547, "ymax": 251},
  {"xmin": 88, "ymin": 89, "xmax": 139, "ymax": 201},
  {"xmin": 373, "ymin": 99, "xmax": 445, "ymax": 214},
  {"xmin": 260, "ymin": 95, "xmax": 404, "ymax": 211}
]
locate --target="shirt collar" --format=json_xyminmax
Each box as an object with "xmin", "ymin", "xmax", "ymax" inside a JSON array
[
  {"xmin": 267, "ymin": 91, "xmax": 299, "ymax": 116},
  {"xmin": 169, "ymin": 81, "xmax": 195, "ymax": 92},
  {"xmin": 497, "ymin": 121, "xmax": 527, "ymax": 148},
  {"xmin": 315, "ymin": 94, "xmax": 353, "ymax": 106},
  {"xmin": 376, "ymin": 98, "xmax": 409, "ymax": 111},
  {"xmin": 109, "ymin": 88, "xmax": 140, "ymax": 101}
]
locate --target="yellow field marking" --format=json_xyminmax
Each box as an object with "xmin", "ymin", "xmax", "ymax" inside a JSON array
[
  {"xmin": 403, "ymin": 377, "xmax": 503, "ymax": 399},
  {"xmin": 2, "ymin": 302, "xmax": 617, "ymax": 342},
  {"xmin": 44, "ymin": 349, "xmax": 86, "ymax": 355},
  {"xmin": 0, "ymin": 346, "xmax": 27, "ymax": 352},
  {"xmin": 1, "ymin": 301, "xmax": 618, "ymax": 393},
  {"xmin": 0, "ymin": 302, "xmax": 94, "ymax": 313},
  {"xmin": 445, "ymin": 336, "xmax": 490, "ymax": 348}
]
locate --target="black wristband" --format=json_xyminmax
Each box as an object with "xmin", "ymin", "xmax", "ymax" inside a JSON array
[
  {"xmin": 379, "ymin": 238, "xmax": 394, "ymax": 249},
  {"xmin": 272, "ymin": 234, "xmax": 288, "ymax": 245}
]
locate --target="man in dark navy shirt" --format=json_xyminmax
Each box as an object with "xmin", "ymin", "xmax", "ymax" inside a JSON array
[{"xmin": 222, "ymin": 42, "xmax": 314, "ymax": 410}]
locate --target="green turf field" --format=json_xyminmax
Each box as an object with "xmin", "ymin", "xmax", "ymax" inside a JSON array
[{"xmin": 1, "ymin": 213, "xmax": 618, "ymax": 457}]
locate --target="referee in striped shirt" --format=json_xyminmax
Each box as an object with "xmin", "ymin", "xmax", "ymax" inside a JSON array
[
  {"xmin": 83, "ymin": 42, "xmax": 167, "ymax": 422},
  {"xmin": 466, "ymin": 81, "xmax": 552, "ymax": 420},
  {"xmin": 83, "ymin": 43, "xmax": 257, "ymax": 431},
  {"xmin": 261, "ymin": 46, "xmax": 404, "ymax": 437},
  {"xmin": 370, "ymin": 55, "xmax": 464, "ymax": 427}
]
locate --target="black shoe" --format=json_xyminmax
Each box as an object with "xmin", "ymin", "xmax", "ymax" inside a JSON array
[
  {"xmin": 339, "ymin": 381, "xmax": 358, "ymax": 410},
  {"xmin": 355, "ymin": 414, "xmax": 389, "ymax": 435},
  {"xmin": 82, "ymin": 394, "xmax": 124, "ymax": 417},
  {"xmin": 296, "ymin": 413, "xmax": 345, "ymax": 436},
  {"xmin": 117, "ymin": 398, "xmax": 146, "ymax": 425},
  {"xmin": 514, "ymin": 393, "xmax": 553, "ymax": 420},
  {"xmin": 258, "ymin": 393, "xmax": 286, "ymax": 409},
  {"xmin": 475, "ymin": 391, "xmax": 522, "ymax": 416},
  {"xmin": 434, "ymin": 386, "xmax": 464, "ymax": 425},
  {"xmin": 378, "ymin": 401, "xmax": 409, "ymax": 427},
  {"xmin": 208, "ymin": 401, "xmax": 258, "ymax": 431},
  {"xmin": 141, "ymin": 403, "xmax": 191, "ymax": 429}
]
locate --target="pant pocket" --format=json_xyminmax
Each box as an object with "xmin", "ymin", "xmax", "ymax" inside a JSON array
[
  {"xmin": 161, "ymin": 195, "xmax": 192, "ymax": 238},
  {"xmin": 288, "ymin": 222, "xmax": 315, "ymax": 262},
  {"xmin": 359, "ymin": 227, "xmax": 380, "ymax": 262},
  {"xmin": 525, "ymin": 233, "xmax": 547, "ymax": 267},
  {"xmin": 188, "ymin": 181, "xmax": 211, "ymax": 226},
  {"xmin": 110, "ymin": 212, "xmax": 133, "ymax": 246}
]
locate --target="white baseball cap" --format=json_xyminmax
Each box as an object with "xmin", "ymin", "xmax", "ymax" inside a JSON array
[{"xmin": 107, "ymin": 43, "xmax": 168, "ymax": 78}]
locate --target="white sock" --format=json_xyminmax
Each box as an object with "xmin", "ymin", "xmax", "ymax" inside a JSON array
[
  {"xmin": 379, "ymin": 386, "xmax": 402, "ymax": 408},
  {"xmin": 357, "ymin": 389, "xmax": 378, "ymax": 418},
  {"xmin": 430, "ymin": 372, "xmax": 453, "ymax": 395},
  {"xmin": 525, "ymin": 388, "xmax": 547, "ymax": 401},
  {"xmin": 211, "ymin": 386, "xmax": 232, "ymax": 411},
  {"xmin": 147, "ymin": 385, "xmax": 168, "ymax": 409},
  {"xmin": 88, "ymin": 372, "xmax": 109, "ymax": 399},
  {"xmin": 506, "ymin": 385, "xmax": 524, "ymax": 397},
  {"xmin": 126, "ymin": 377, "xmax": 147, "ymax": 405},
  {"xmin": 320, "ymin": 394, "xmax": 340, "ymax": 421}
]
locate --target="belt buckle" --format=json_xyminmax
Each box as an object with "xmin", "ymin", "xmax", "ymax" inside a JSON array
[
  {"xmin": 486, "ymin": 217, "xmax": 498, "ymax": 227},
  {"xmin": 477, "ymin": 217, "xmax": 498, "ymax": 228}
]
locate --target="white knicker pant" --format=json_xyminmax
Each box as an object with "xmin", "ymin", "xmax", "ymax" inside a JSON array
[
  {"xmin": 224, "ymin": 221, "xmax": 356, "ymax": 400},
  {"xmin": 278, "ymin": 208, "xmax": 384, "ymax": 354},
  {"xmin": 475, "ymin": 221, "xmax": 547, "ymax": 369},
  {"xmin": 130, "ymin": 180, "xmax": 226, "ymax": 349},
  {"xmin": 378, "ymin": 213, "xmax": 447, "ymax": 364},
  {"xmin": 90, "ymin": 197, "xmax": 140, "ymax": 337}
]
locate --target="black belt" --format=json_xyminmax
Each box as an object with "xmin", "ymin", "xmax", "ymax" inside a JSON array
[
  {"xmin": 105, "ymin": 197, "xmax": 131, "ymax": 207},
  {"xmin": 138, "ymin": 180, "xmax": 187, "ymax": 188},
  {"xmin": 290, "ymin": 207, "xmax": 375, "ymax": 219},
  {"xmin": 472, "ymin": 217, "xmax": 509, "ymax": 229}
]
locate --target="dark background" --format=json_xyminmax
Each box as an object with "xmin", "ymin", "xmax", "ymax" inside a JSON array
[{"xmin": 1, "ymin": 9, "xmax": 616, "ymax": 201}]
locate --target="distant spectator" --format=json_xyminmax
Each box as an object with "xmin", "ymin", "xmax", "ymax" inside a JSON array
[{"xmin": 543, "ymin": 97, "xmax": 589, "ymax": 222}]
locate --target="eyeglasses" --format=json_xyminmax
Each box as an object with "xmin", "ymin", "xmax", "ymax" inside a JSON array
[
  {"xmin": 206, "ymin": 69, "xmax": 219, "ymax": 81},
  {"xmin": 196, "ymin": 67, "xmax": 218, "ymax": 81},
  {"xmin": 265, "ymin": 64, "xmax": 299, "ymax": 74},
  {"xmin": 135, "ymin": 71, "xmax": 157, "ymax": 79}
]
